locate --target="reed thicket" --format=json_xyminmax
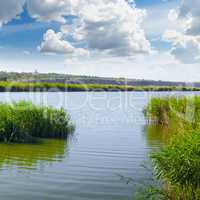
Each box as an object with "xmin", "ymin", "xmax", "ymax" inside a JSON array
[
  {"xmin": 0, "ymin": 81, "xmax": 199, "ymax": 92},
  {"xmin": 0, "ymin": 101, "xmax": 74, "ymax": 143},
  {"xmin": 145, "ymin": 96, "xmax": 200, "ymax": 129},
  {"xmin": 145, "ymin": 96, "xmax": 200, "ymax": 200}
]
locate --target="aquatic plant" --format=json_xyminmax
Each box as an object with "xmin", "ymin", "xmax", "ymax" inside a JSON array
[
  {"xmin": 151, "ymin": 131, "xmax": 200, "ymax": 200},
  {"xmin": 145, "ymin": 96, "xmax": 200, "ymax": 129},
  {"xmin": 0, "ymin": 101, "xmax": 74, "ymax": 143},
  {"xmin": 0, "ymin": 81, "xmax": 199, "ymax": 92},
  {"xmin": 145, "ymin": 96, "xmax": 200, "ymax": 199}
]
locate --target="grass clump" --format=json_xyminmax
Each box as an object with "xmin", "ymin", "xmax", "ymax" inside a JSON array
[{"xmin": 0, "ymin": 101, "xmax": 74, "ymax": 143}]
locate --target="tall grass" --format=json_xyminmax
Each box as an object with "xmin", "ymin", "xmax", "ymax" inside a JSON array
[
  {"xmin": 0, "ymin": 81, "xmax": 199, "ymax": 92},
  {"xmin": 145, "ymin": 96, "xmax": 200, "ymax": 129},
  {"xmin": 145, "ymin": 96, "xmax": 200, "ymax": 199},
  {"xmin": 0, "ymin": 101, "xmax": 74, "ymax": 143},
  {"xmin": 151, "ymin": 131, "xmax": 200, "ymax": 200}
]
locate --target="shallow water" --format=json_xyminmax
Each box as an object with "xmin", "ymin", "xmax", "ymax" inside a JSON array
[{"xmin": 0, "ymin": 92, "xmax": 198, "ymax": 200}]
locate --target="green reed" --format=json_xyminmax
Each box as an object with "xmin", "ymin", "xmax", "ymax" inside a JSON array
[
  {"xmin": 151, "ymin": 131, "xmax": 200, "ymax": 200},
  {"xmin": 0, "ymin": 81, "xmax": 199, "ymax": 92},
  {"xmin": 145, "ymin": 96, "xmax": 200, "ymax": 129},
  {"xmin": 144, "ymin": 96, "xmax": 200, "ymax": 199},
  {"xmin": 0, "ymin": 101, "xmax": 74, "ymax": 143}
]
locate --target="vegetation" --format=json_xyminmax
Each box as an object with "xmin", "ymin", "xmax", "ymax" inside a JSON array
[
  {"xmin": 1, "ymin": 71, "xmax": 200, "ymax": 89},
  {"xmin": 145, "ymin": 96, "xmax": 200, "ymax": 199},
  {"xmin": 0, "ymin": 101, "xmax": 74, "ymax": 143},
  {"xmin": 145, "ymin": 96, "xmax": 200, "ymax": 128},
  {"xmin": 151, "ymin": 131, "xmax": 200, "ymax": 200},
  {"xmin": 0, "ymin": 81, "xmax": 200, "ymax": 92}
]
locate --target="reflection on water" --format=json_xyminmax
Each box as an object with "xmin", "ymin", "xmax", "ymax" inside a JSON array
[
  {"xmin": 0, "ymin": 92, "xmax": 198, "ymax": 200},
  {"xmin": 0, "ymin": 139, "xmax": 68, "ymax": 170}
]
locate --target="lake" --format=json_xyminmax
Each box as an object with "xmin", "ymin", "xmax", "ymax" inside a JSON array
[{"xmin": 0, "ymin": 92, "xmax": 197, "ymax": 200}]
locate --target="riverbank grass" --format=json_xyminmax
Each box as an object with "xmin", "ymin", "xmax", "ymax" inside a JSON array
[
  {"xmin": 145, "ymin": 96, "xmax": 200, "ymax": 199},
  {"xmin": 0, "ymin": 101, "xmax": 74, "ymax": 143},
  {"xmin": 0, "ymin": 81, "xmax": 200, "ymax": 92},
  {"xmin": 145, "ymin": 96, "xmax": 200, "ymax": 129},
  {"xmin": 151, "ymin": 131, "xmax": 200, "ymax": 199}
]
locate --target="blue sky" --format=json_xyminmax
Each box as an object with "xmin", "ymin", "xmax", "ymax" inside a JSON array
[
  {"xmin": 0, "ymin": 0, "xmax": 200, "ymax": 81},
  {"xmin": 0, "ymin": 0, "xmax": 173, "ymax": 50}
]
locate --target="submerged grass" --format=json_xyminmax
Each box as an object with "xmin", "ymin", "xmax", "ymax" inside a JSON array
[
  {"xmin": 0, "ymin": 101, "xmax": 74, "ymax": 143},
  {"xmin": 144, "ymin": 96, "xmax": 200, "ymax": 199}
]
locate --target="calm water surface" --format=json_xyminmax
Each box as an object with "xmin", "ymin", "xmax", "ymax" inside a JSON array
[{"xmin": 0, "ymin": 92, "xmax": 198, "ymax": 200}]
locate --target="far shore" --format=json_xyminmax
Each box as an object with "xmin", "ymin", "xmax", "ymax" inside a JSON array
[{"xmin": 0, "ymin": 81, "xmax": 200, "ymax": 92}]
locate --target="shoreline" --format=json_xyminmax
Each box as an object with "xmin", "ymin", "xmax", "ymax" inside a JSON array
[{"xmin": 0, "ymin": 82, "xmax": 200, "ymax": 92}]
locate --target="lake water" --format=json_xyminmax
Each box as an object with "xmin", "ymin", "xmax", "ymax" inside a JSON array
[{"xmin": 0, "ymin": 92, "xmax": 197, "ymax": 200}]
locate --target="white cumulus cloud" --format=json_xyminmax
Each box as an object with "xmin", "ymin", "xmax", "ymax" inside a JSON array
[
  {"xmin": 164, "ymin": 0, "xmax": 200, "ymax": 63},
  {"xmin": 27, "ymin": 0, "xmax": 75, "ymax": 23},
  {"xmin": 72, "ymin": 0, "xmax": 151, "ymax": 56},
  {"xmin": 163, "ymin": 30, "xmax": 200, "ymax": 63},
  {"xmin": 178, "ymin": 0, "xmax": 200, "ymax": 36},
  {"xmin": 38, "ymin": 0, "xmax": 151, "ymax": 57},
  {"xmin": 0, "ymin": 0, "xmax": 151, "ymax": 58},
  {"xmin": 0, "ymin": 0, "xmax": 25, "ymax": 26},
  {"xmin": 39, "ymin": 29, "xmax": 88, "ymax": 56}
]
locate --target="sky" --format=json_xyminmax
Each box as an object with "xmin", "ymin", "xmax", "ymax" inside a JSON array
[{"xmin": 0, "ymin": 0, "xmax": 200, "ymax": 81}]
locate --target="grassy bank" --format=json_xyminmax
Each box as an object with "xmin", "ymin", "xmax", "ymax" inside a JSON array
[
  {"xmin": 0, "ymin": 81, "xmax": 200, "ymax": 92},
  {"xmin": 145, "ymin": 96, "xmax": 200, "ymax": 199},
  {"xmin": 0, "ymin": 101, "xmax": 74, "ymax": 143},
  {"xmin": 145, "ymin": 96, "xmax": 200, "ymax": 128}
]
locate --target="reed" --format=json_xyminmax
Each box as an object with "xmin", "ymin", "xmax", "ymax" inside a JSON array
[
  {"xmin": 145, "ymin": 96, "xmax": 200, "ymax": 129},
  {"xmin": 151, "ymin": 131, "xmax": 200, "ymax": 200},
  {"xmin": 145, "ymin": 96, "xmax": 200, "ymax": 199},
  {"xmin": 0, "ymin": 81, "xmax": 199, "ymax": 92},
  {"xmin": 0, "ymin": 101, "xmax": 74, "ymax": 143}
]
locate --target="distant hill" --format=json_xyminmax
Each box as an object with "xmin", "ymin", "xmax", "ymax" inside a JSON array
[{"xmin": 0, "ymin": 71, "xmax": 199, "ymax": 87}]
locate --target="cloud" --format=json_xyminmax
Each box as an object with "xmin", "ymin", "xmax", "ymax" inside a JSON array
[
  {"xmin": 38, "ymin": 29, "xmax": 88, "ymax": 56},
  {"xmin": 70, "ymin": 0, "xmax": 151, "ymax": 56},
  {"xmin": 168, "ymin": 9, "xmax": 178, "ymax": 21},
  {"xmin": 0, "ymin": 0, "xmax": 74, "ymax": 25},
  {"xmin": 26, "ymin": 0, "xmax": 75, "ymax": 23},
  {"xmin": 0, "ymin": 0, "xmax": 25, "ymax": 26},
  {"xmin": 163, "ymin": 0, "xmax": 200, "ymax": 63},
  {"xmin": 2, "ymin": 45, "xmax": 200, "ymax": 82},
  {"xmin": 163, "ymin": 30, "xmax": 200, "ymax": 63},
  {"xmin": 66, "ymin": 0, "xmax": 151, "ymax": 57},
  {"xmin": 0, "ymin": 0, "xmax": 151, "ymax": 57},
  {"xmin": 178, "ymin": 0, "xmax": 200, "ymax": 36},
  {"xmin": 63, "ymin": 51, "xmax": 200, "ymax": 82},
  {"xmin": 37, "ymin": 0, "xmax": 151, "ymax": 57}
]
